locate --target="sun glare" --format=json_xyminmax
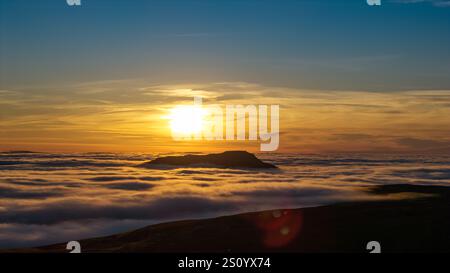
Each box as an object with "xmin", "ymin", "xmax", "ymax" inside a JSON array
[{"xmin": 169, "ymin": 105, "xmax": 207, "ymax": 135}]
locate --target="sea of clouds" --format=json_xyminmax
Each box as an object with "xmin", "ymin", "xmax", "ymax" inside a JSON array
[{"xmin": 1, "ymin": 152, "xmax": 450, "ymax": 248}]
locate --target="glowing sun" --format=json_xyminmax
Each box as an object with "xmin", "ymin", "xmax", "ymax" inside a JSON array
[{"xmin": 169, "ymin": 105, "xmax": 207, "ymax": 135}]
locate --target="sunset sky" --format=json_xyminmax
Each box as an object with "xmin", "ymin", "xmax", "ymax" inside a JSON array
[{"xmin": 1, "ymin": 0, "xmax": 450, "ymax": 153}]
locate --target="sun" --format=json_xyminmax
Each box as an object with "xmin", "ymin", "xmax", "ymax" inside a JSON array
[{"xmin": 169, "ymin": 105, "xmax": 207, "ymax": 136}]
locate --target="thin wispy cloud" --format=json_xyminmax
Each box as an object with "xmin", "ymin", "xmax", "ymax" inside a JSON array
[
  {"xmin": 1, "ymin": 81, "xmax": 450, "ymax": 153},
  {"xmin": 391, "ymin": 0, "xmax": 450, "ymax": 7}
]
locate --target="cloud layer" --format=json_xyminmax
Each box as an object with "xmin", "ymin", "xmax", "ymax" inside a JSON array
[{"xmin": 0, "ymin": 152, "xmax": 449, "ymax": 248}]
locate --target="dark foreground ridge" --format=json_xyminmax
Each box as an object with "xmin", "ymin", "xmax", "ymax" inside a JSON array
[
  {"xmin": 8, "ymin": 184, "xmax": 450, "ymax": 253},
  {"xmin": 139, "ymin": 151, "xmax": 277, "ymax": 169}
]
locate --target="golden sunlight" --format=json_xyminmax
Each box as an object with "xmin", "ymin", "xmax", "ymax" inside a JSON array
[{"xmin": 169, "ymin": 105, "xmax": 208, "ymax": 135}]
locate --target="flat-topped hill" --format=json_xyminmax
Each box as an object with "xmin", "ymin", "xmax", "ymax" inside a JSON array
[{"xmin": 139, "ymin": 151, "xmax": 277, "ymax": 169}]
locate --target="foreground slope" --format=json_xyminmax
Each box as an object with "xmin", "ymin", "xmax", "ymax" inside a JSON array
[{"xmin": 10, "ymin": 184, "xmax": 450, "ymax": 253}]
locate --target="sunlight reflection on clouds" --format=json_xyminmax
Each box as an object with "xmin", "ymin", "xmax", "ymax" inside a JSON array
[{"xmin": 0, "ymin": 152, "xmax": 449, "ymax": 248}]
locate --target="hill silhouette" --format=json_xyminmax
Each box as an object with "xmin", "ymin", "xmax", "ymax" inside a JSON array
[{"xmin": 139, "ymin": 151, "xmax": 277, "ymax": 169}]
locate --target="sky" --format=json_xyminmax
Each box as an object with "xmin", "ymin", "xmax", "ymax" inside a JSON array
[{"xmin": 1, "ymin": 0, "xmax": 450, "ymax": 153}]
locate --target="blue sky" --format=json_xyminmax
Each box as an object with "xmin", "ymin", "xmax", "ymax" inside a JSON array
[
  {"xmin": 1, "ymin": 0, "xmax": 450, "ymax": 153},
  {"xmin": 1, "ymin": 0, "xmax": 450, "ymax": 91}
]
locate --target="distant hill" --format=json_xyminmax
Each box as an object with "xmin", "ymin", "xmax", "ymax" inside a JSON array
[{"xmin": 139, "ymin": 151, "xmax": 277, "ymax": 169}]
